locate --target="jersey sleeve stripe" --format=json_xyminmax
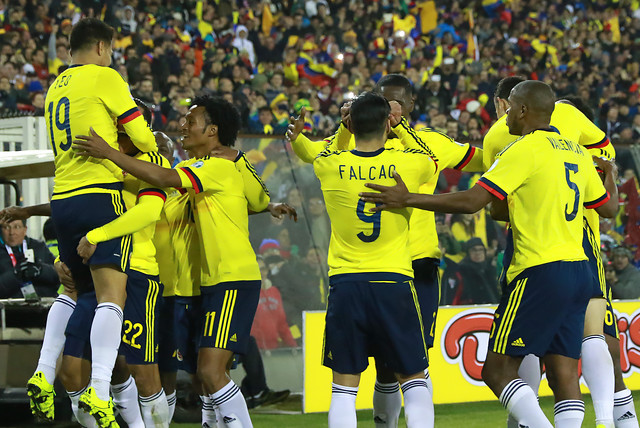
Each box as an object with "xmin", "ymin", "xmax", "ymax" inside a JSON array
[
  {"xmin": 478, "ymin": 177, "xmax": 507, "ymax": 200},
  {"xmin": 179, "ymin": 167, "xmax": 204, "ymax": 193},
  {"xmin": 453, "ymin": 145, "xmax": 476, "ymax": 170},
  {"xmin": 584, "ymin": 192, "xmax": 610, "ymax": 209},
  {"xmin": 583, "ymin": 136, "xmax": 610, "ymax": 149},
  {"xmin": 138, "ymin": 188, "xmax": 167, "ymax": 201},
  {"xmin": 118, "ymin": 107, "xmax": 142, "ymax": 124}
]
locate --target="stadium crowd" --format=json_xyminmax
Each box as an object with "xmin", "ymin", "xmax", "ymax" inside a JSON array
[{"xmin": 0, "ymin": 0, "xmax": 639, "ymax": 342}]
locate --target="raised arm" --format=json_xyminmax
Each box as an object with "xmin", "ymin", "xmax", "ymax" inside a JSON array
[{"xmin": 591, "ymin": 156, "xmax": 619, "ymax": 218}]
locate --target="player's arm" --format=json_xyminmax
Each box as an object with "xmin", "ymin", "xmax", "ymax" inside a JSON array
[
  {"xmin": 286, "ymin": 108, "xmax": 351, "ymax": 163},
  {"xmin": 0, "ymin": 203, "xmax": 51, "ymax": 223},
  {"xmin": 489, "ymin": 198, "xmax": 509, "ymax": 222},
  {"xmin": 74, "ymin": 128, "xmax": 182, "ymax": 188},
  {"xmin": 235, "ymin": 151, "xmax": 271, "ymax": 211},
  {"xmin": 587, "ymin": 156, "xmax": 619, "ymax": 218},
  {"xmin": 98, "ymin": 67, "xmax": 156, "ymax": 152},
  {"xmin": 360, "ymin": 171, "xmax": 494, "ymax": 213}
]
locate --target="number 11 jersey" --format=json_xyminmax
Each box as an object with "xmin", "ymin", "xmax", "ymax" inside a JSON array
[
  {"xmin": 478, "ymin": 129, "xmax": 609, "ymax": 284},
  {"xmin": 313, "ymin": 146, "xmax": 437, "ymax": 278},
  {"xmin": 46, "ymin": 64, "xmax": 156, "ymax": 194}
]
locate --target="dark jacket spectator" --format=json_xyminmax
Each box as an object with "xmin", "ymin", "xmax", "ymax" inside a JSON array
[
  {"xmin": 611, "ymin": 247, "xmax": 640, "ymax": 299},
  {"xmin": 0, "ymin": 220, "xmax": 58, "ymax": 298}
]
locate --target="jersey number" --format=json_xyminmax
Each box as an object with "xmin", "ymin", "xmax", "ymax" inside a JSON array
[
  {"xmin": 47, "ymin": 97, "xmax": 72, "ymax": 155},
  {"xmin": 122, "ymin": 320, "xmax": 143, "ymax": 349},
  {"xmin": 564, "ymin": 162, "xmax": 580, "ymax": 221},
  {"xmin": 356, "ymin": 198, "xmax": 381, "ymax": 242}
]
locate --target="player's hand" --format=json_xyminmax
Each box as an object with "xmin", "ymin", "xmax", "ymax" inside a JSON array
[
  {"xmin": 340, "ymin": 101, "xmax": 352, "ymax": 132},
  {"xmin": 77, "ymin": 236, "xmax": 97, "ymax": 264},
  {"xmin": 359, "ymin": 171, "xmax": 410, "ymax": 211},
  {"xmin": 593, "ymin": 156, "xmax": 618, "ymax": 181},
  {"xmin": 73, "ymin": 127, "xmax": 115, "ymax": 159},
  {"xmin": 0, "ymin": 206, "xmax": 30, "ymax": 223},
  {"xmin": 54, "ymin": 260, "xmax": 76, "ymax": 293},
  {"xmin": 285, "ymin": 107, "xmax": 306, "ymax": 143},
  {"xmin": 388, "ymin": 101, "xmax": 403, "ymax": 127},
  {"xmin": 267, "ymin": 202, "xmax": 298, "ymax": 222}
]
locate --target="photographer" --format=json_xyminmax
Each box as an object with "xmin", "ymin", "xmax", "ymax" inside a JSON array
[{"xmin": 0, "ymin": 219, "xmax": 58, "ymax": 299}]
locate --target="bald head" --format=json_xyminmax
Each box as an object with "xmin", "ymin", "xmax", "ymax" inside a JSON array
[{"xmin": 506, "ymin": 81, "xmax": 556, "ymax": 135}]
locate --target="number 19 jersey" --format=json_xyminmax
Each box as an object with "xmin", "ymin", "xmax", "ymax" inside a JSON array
[
  {"xmin": 46, "ymin": 64, "xmax": 156, "ymax": 194},
  {"xmin": 313, "ymin": 147, "xmax": 437, "ymax": 277},
  {"xmin": 478, "ymin": 129, "xmax": 609, "ymax": 283}
]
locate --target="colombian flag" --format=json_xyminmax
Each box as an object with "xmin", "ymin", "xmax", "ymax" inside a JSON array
[{"xmin": 296, "ymin": 52, "xmax": 337, "ymax": 86}]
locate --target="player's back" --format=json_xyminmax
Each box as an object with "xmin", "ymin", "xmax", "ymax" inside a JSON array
[
  {"xmin": 313, "ymin": 147, "xmax": 436, "ymax": 277},
  {"xmin": 482, "ymin": 130, "xmax": 607, "ymax": 282},
  {"xmin": 46, "ymin": 64, "xmax": 149, "ymax": 193}
]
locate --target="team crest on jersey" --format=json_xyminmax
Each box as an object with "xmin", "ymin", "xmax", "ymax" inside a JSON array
[{"xmin": 192, "ymin": 160, "xmax": 204, "ymax": 168}]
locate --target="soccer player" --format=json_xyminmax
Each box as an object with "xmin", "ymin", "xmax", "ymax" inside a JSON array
[
  {"xmin": 485, "ymin": 76, "xmax": 635, "ymax": 428},
  {"xmin": 73, "ymin": 95, "xmax": 269, "ymax": 427},
  {"xmin": 289, "ymin": 74, "xmax": 484, "ymax": 427},
  {"xmin": 292, "ymin": 91, "xmax": 438, "ymax": 427},
  {"xmin": 35, "ymin": 17, "xmax": 156, "ymax": 427},
  {"xmin": 361, "ymin": 81, "xmax": 619, "ymax": 428}
]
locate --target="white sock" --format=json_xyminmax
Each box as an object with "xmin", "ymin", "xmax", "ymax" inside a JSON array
[
  {"xmin": 139, "ymin": 388, "xmax": 170, "ymax": 428},
  {"xmin": 68, "ymin": 387, "xmax": 98, "ymax": 427},
  {"xmin": 614, "ymin": 389, "xmax": 639, "ymax": 428},
  {"xmin": 111, "ymin": 376, "xmax": 144, "ymax": 428},
  {"xmin": 583, "ymin": 335, "xmax": 615, "ymax": 426},
  {"xmin": 401, "ymin": 378, "xmax": 434, "ymax": 428},
  {"xmin": 424, "ymin": 368, "xmax": 433, "ymax": 396},
  {"xmin": 329, "ymin": 383, "xmax": 358, "ymax": 428},
  {"xmin": 90, "ymin": 302, "xmax": 123, "ymax": 400},
  {"xmin": 373, "ymin": 381, "xmax": 401, "ymax": 427},
  {"xmin": 36, "ymin": 295, "xmax": 75, "ymax": 384},
  {"xmin": 554, "ymin": 400, "xmax": 585, "ymax": 428},
  {"xmin": 499, "ymin": 379, "xmax": 552, "ymax": 428},
  {"xmin": 166, "ymin": 390, "xmax": 176, "ymax": 423},
  {"xmin": 508, "ymin": 354, "xmax": 542, "ymax": 428},
  {"xmin": 210, "ymin": 380, "xmax": 252, "ymax": 428},
  {"xmin": 201, "ymin": 395, "xmax": 217, "ymax": 428}
]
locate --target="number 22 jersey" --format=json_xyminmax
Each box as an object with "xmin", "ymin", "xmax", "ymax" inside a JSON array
[{"xmin": 313, "ymin": 147, "xmax": 437, "ymax": 277}]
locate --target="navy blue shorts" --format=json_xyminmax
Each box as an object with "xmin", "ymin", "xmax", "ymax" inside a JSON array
[
  {"xmin": 157, "ymin": 295, "xmax": 178, "ymax": 373},
  {"xmin": 488, "ymin": 261, "xmax": 593, "ymax": 359},
  {"xmin": 51, "ymin": 184, "xmax": 131, "ymax": 292},
  {"xmin": 175, "ymin": 296, "xmax": 202, "ymax": 374},
  {"xmin": 323, "ymin": 273, "xmax": 428, "ymax": 376},
  {"xmin": 199, "ymin": 281, "xmax": 261, "ymax": 355},
  {"xmin": 583, "ymin": 221, "xmax": 619, "ymax": 338},
  {"xmin": 120, "ymin": 270, "xmax": 163, "ymax": 365},
  {"xmin": 412, "ymin": 258, "xmax": 440, "ymax": 349},
  {"xmin": 63, "ymin": 291, "xmax": 98, "ymax": 359}
]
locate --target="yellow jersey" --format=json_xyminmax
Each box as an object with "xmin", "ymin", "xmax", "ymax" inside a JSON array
[
  {"xmin": 234, "ymin": 151, "xmax": 271, "ymax": 212},
  {"xmin": 293, "ymin": 119, "xmax": 483, "ymax": 260},
  {"xmin": 46, "ymin": 64, "xmax": 156, "ymax": 195},
  {"xmin": 313, "ymin": 146, "xmax": 437, "ymax": 277},
  {"xmin": 154, "ymin": 188, "xmax": 181, "ymax": 297},
  {"xmin": 176, "ymin": 155, "xmax": 264, "ymax": 286},
  {"xmin": 482, "ymin": 102, "xmax": 614, "ymax": 245},
  {"xmin": 479, "ymin": 129, "xmax": 609, "ymax": 283}
]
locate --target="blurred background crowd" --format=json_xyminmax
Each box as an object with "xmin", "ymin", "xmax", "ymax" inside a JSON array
[{"xmin": 1, "ymin": 0, "xmax": 640, "ymax": 352}]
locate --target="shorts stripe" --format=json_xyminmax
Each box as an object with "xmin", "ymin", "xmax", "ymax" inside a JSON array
[
  {"xmin": 494, "ymin": 278, "xmax": 527, "ymax": 353},
  {"xmin": 145, "ymin": 280, "xmax": 159, "ymax": 362},
  {"xmin": 409, "ymin": 280, "xmax": 428, "ymax": 358},
  {"xmin": 584, "ymin": 219, "xmax": 606, "ymax": 296},
  {"xmin": 222, "ymin": 290, "xmax": 237, "ymax": 348},
  {"xmin": 215, "ymin": 290, "xmax": 237, "ymax": 348}
]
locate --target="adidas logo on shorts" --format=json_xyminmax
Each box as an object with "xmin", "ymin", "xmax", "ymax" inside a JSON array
[
  {"xmin": 223, "ymin": 416, "xmax": 237, "ymax": 423},
  {"xmin": 618, "ymin": 411, "xmax": 636, "ymax": 420},
  {"xmin": 230, "ymin": 333, "xmax": 237, "ymax": 342},
  {"xmin": 511, "ymin": 338, "xmax": 525, "ymax": 347}
]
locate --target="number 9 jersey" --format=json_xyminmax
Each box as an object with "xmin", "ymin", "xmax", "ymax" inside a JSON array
[
  {"xmin": 46, "ymin": 64, "xmax": 156, "ymax": 193},
  {"xmin": 313, "ymin": 146, "xmax": 437, "ymax": 278},
  {"xmin": 478, "ymin": 129, "xmax": 609, "ymax": 284}
]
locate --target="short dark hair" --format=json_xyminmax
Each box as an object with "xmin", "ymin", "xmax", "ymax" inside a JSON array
[
  {"xmin": 258, "ymin": 106, "xmax": 272, "ymax": 114},
  {"xmin": 557, "ymin": 95, "xmax": 594, "ymax": 122},
  {"xmin": 375, "ymin": 74, "xmax": 414, "ymax": 96},
  {"xmin": 133, "ymin": 98, "xmax": 153, "ymax": 128},
  {"xmin": 69, "ymin": 18, "xmax": 115, "ymax": 54},
  {"xmin": 350, "ymin": 92, "xmax": 390, "ymax": 140},
  {"xmin": 191, "ymin": 95, "xmax": 241, "ymax": 146},
  {"xmin": 494, "ymin": 76, "xmax": 526, "ymax": 100},
  {"xmin": 42, "ymin": 218, "xmax": 56, "ymax": 241}
]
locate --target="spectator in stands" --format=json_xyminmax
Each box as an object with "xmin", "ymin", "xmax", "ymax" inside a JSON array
[
  {"xmin": 251, "ymin": 257, "xmax": 297, "ymax": 350},
  {"xmin": 0, "ymin": 219, "xmax": 58, "ymax": 298},
  {"xmin": 435, "ymin": 213, "xmax": 462, "ymax": 259},
  {"xmin": 605, "ymin": 263, "xmax": 618, "ymax": 292},
  {"xmin": 611, "ymin": 246, "xmax": 640, "ymax": 299},
  {"xmin": 441, "ymin": 238, "xmax": 498, "ymax": 305}
]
